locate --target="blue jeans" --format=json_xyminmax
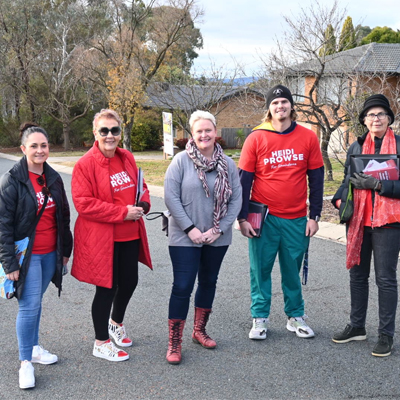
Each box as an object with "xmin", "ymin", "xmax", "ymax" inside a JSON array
[
  {"xmin": 17, "ymin": 251, "xmax": 57, "ymax": 361},
  {"xmin": 168, "ymin": 245, "xmax": 228, "ymax": 320},
  {"xmin": 350, "ymin": 227, "xmax": 400, "ymax": 337}
]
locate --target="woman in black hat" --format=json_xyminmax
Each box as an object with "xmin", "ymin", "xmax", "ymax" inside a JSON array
[{"xmin": 331, "ymin": 94, "xmax": 400, "ymax": 357}]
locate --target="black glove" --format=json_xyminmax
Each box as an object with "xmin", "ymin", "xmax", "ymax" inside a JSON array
[{"xmin": 350, "ymin": 172, "xmax": 381, "ymax": 190}]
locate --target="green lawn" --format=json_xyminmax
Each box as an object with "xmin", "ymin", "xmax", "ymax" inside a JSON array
[
  {"xmin": 137, "ymin": 155, "xmax": 346, "ymax": 198},
  {"xmin": 2, "ymin": 147, "xmax": 346, "ymax": 196},
  {"xmin": 136, "ymin": 160, "xmax": 172, "ymax": 187},
  {"xmin": 324, "ymin": 158, "xmax": 345, "ymax": 196}
]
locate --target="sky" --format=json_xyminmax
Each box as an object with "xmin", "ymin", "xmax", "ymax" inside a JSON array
[{"xmin": 191, "ymin": 0, "xmax": 400, "ymax": 76}]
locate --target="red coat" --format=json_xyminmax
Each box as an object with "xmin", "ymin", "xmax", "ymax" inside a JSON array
[{"xmin": 71, "ymin": 142, "xmax": 152, "ymax": 288}]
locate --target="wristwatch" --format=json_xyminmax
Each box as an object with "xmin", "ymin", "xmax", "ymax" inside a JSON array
[
  {"xmin": 310, "ymin": 216, "xmax": 320, "ymax": 222},
  {"xmin": 218, "ymin": 228, "xmax": 224, "ymax": 235}
]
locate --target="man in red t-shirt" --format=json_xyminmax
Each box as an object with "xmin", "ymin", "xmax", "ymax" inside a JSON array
[{"xmin": 238, "ymin": 84, "xmax": 324, "ymax": 341}]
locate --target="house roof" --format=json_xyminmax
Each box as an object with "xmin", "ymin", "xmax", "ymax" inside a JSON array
[
  {"xmin": 290, "ymin": 43, "xmax": 400, "ymax": 75},
  {"xmin": 145, "ymin": 83, "xmax": 266, "ymax": 111}
]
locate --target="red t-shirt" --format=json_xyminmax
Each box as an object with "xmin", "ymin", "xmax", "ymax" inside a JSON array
[
  {"xmin": 239, "ymin": 123, "xmax": 324, "ymax": 219},
  {"xmin": 110, "ymin": 155, "xmax": 140, "ymax": 241},
  {"xmin": 29, "ymin": 172, "xmax": 57, "ymax": 254}
]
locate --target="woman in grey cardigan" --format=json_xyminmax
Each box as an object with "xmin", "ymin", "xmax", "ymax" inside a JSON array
[{"xmin": 164, "ymin": 110, "xmax": 242, "ymax": 364}]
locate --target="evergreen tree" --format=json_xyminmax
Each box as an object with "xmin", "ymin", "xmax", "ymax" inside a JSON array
[
  {"xmin": 338, "ymin": 16, "xmax": 356, "ymax": 51},
  {"xmin": 319, "ymin": 24, "xmax": 336, "ymax": 56},
  {"xmin": 355, "ymin": 25, "xmax": 372, "ymax": 45}
]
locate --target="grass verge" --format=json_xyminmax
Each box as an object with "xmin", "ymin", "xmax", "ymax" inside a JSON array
[{"xmin": 1, "ymin": 147, "xmax": 346, "ymax": 199}]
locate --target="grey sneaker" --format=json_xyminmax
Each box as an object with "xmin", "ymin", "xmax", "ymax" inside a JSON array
[
  {"xmin": 332, "ymin": 324, "xmax": 366, "ymax": 344},
  {"xmin": 286, "ymin": 315, "xmax": 315, "ymax": 338},
  {"xmin": 249, "ymin": 318, "xmax": 268, "ymax": 340},
  {"xmin": 31, "ymin": 345, "xmax": 58, "ymax": 365},
  {"xmin": 372, "ymin": 334, "xmax": 393, "ymax": 357}
]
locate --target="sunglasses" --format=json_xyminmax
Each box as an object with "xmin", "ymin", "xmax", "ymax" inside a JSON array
[
  {"xmin": 98, "ymin": 126, "xmax": 121, "ymax": 137},
  {"xmin": 36, "ymin": 175, "xmax": 51, "ymax": 197}
]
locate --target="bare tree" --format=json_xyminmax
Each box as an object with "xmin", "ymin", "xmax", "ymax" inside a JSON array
[
  {"xmin": 334, "ymin": 72, "xmax": 400, "ymax": 158},
  {"xmin": 86, "ymin": 0, "xmax": 204, "ymax": 151},
  {"xmin": 0, "ymin": 0, "xmax": 43, "ymax": 124},
  {"xmin": 259, "ymin": 0, "xmax": 351, "ymax": 180},
  {"xmin": 260, "ymin": 1, "xmax": 400, "ymax": 181},
  {"xmin": 34, "ymin": 1, "xmax": 97, "ymax": 150},
  {"xmin": 146, "ymin": 64, "xmax": 242, "ymax": 136}
]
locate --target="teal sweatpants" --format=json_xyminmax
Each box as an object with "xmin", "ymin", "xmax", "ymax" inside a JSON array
[{"xmin": 249, "ymin": 214, "xmax": 309, "ymax": 318}]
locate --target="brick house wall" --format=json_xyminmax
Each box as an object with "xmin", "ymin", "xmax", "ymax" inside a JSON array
[
  {"xmin": 176, "ymin": 92, "xmax": 266, "ymax": 139},
  {"xmin": 294, "ymin": 75, "xmax": 400, "ymax": 153}
]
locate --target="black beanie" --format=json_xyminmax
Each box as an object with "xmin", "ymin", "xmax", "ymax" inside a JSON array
[
  {"xmin": 358, "ymin": 94, "xmax": 394, "ymax": 126},
  {"xmin": 266, "ymin": 84, "xmax": 294, "ymax": 109}
]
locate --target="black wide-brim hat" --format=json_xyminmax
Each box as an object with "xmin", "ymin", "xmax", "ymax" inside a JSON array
[{"xmin": 358, "ymin": 94, "xmax": 395, "ymax": 126}]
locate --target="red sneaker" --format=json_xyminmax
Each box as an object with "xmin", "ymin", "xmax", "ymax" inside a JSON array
[
  {"xmin": 108, "ymin": 320, "xmax": 133, "ymax": 347},
  {"xmin": 93, "ymin": 339, "xmax": 129, "ymax": 362}
]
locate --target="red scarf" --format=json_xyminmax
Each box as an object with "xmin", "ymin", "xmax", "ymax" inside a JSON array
[{"xmin": 346, "ymin": 127, "xmax": 400, "ymax": 269}]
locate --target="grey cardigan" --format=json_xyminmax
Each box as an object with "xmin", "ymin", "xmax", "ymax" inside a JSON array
[{"xmin": 164, "ymin": 151, "xmax": 242, "ymax": 247}]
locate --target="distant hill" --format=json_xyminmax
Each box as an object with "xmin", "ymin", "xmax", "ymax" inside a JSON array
[
  {"xmin": 231, "ymin": 77, "xmax": 258, "ymax": 85},
  {"xmin": 193, "ymin": 76, "xmax": 259, "ymax": 86}
]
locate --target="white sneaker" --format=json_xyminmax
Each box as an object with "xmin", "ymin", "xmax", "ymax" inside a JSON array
[
  {"xmin": 19, "ymin": 361, "xmax": 35, "ymax": 389},
  {"xmin": 249, "ymin": 318, "xmax": 268, "ymax": 340},
  {"xmin": 286, "ymin": 315, "xmax": 315, "ymax": 338},
  {"xmin": 93, "ymin": 339, "xmax": 129, "ymax": 362},
  {"xmin": 108, "ymin": 319, "xmax": 132, "ymax": 347},
  {"xmin": 31, "ymin": 345, "xmax": 58, "ymax": 365}
]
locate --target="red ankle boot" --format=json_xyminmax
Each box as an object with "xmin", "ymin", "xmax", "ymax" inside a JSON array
[
  {"xmin": 192, "ymin": 307, "xmax": 217, "ymax": 349},
  {"xmin": 166, "ymin": 319, "xmax": 185, "ymax": 364}
]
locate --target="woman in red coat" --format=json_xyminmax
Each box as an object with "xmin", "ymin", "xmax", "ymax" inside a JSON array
[{"xmin": 71, "ymin": 109, "xmax": 152, "ymax": 362}]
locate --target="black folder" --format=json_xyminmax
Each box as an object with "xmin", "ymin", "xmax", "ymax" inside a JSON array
[{"xmin": 247, "ymin": 201, "xmax": 268, "ymax": 238}]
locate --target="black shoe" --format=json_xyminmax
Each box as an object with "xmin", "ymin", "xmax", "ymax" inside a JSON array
[
  {"xmin": 332, "ymin": 324, "xmax": 367, "ymax": 343},
  {"xmin": 372, "ymin": 334, "xmax": 393, "ymax": 357}
]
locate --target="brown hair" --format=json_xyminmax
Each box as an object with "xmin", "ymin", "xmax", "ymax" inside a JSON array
[{"xmin": 19, "ymin": 122, "xmax": 49, "ymax": 146}]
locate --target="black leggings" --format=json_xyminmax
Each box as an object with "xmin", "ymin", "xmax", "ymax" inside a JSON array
[{"xmin": 92, "ymin": 240, "xmax": 140, "ymax": 340}]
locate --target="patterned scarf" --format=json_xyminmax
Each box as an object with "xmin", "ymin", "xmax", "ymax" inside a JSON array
[
  {"xmin": 346, "ymin": 127, "xmax": 400, "ymax": 269},
  {"xmin": 185, "ymin": 138, "xmax": 232, "ymax": 234}
]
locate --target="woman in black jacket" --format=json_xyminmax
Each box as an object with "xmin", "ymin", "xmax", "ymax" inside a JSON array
[
  {"xmin": 331, "ymin": 94, "xmax": 400, "ymax": 358},
  {"xmin": 0, "ymin": 123, "xmax": 73, "ymax": 389}
]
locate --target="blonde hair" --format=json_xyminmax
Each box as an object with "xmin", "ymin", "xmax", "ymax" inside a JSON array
[
  {"xmin": 93, "ymin": 109, "xmax": 122, "ymax": 131},
  {"xmin": 189, "ymin": 110, "xmax": 216, "ymax": 131}
]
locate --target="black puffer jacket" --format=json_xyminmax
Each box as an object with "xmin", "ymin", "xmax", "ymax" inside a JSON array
[
  {"xmin": 332, "ymin": 132, "xmax": 400, "ymax": 221},
  {"xmin": 0, "ymin": 156, "xmax": 73, "ymax": 299}
]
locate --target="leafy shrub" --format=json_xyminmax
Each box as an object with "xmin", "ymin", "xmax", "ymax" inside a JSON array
[
  {"xmin": 175, "ymin": 138, "xmax": 188, "ymax": 149},
  {"xmin": 235, "ymin": 128, "xmax": 246, "ymax": 149},
  {"xmin": 131, "ymin": 122, "xmax": 162, "ymax": 151},
  {"xmin": 131, "ymin": 110, "xmax": 163, "ymax": 151},
  {"xmin": 215, "ymin": 136, "xmax": 227, "ymax": 149}
]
